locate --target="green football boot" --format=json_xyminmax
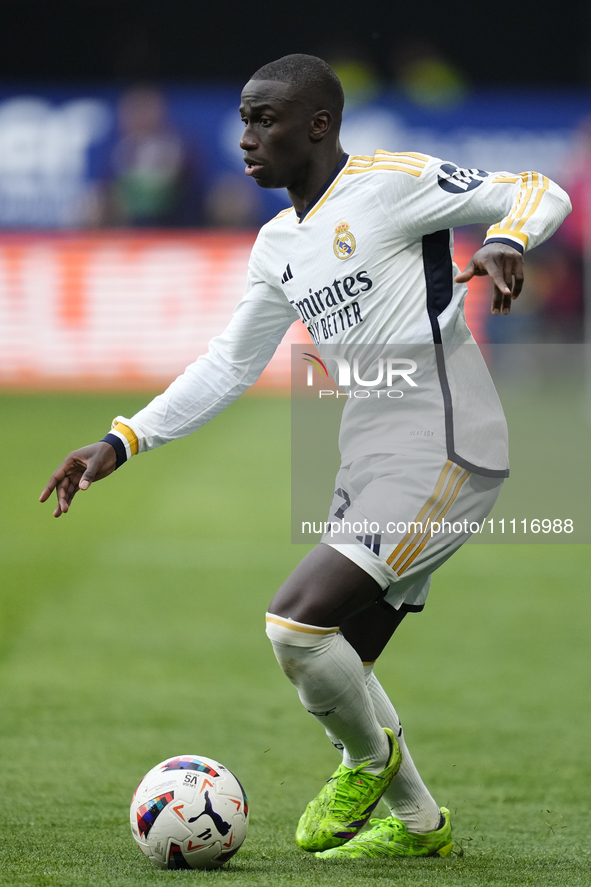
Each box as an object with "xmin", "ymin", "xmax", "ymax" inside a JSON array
[
  {"xmin": 315, "ymin": 806, "xmax": 453, "ymax": 859},
  {"xmin": 296, "ymin": 728, "xmax": 402, "ymax": 852}
]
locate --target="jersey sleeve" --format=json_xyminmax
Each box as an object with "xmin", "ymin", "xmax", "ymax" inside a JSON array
[
  {"xmin": 378, "ymin": 154, "xmax": 571, "ymax": 253},
  {"xmin": 102, "ymin": 246, "xmax": 298, "ymax": 464}
]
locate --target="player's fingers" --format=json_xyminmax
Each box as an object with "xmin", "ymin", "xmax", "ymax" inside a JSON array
[
  {"xmin": 39, "ymin": 483, "xmax": 55, "ymax": 503},
  {"xmin": 39, "ymin": 467, "xmax": 66, "ymax": 502},
  {"xmin": 511, "ymin": 259, "xmax": 524, "ymax": 299},
  {"xmin": 39, "ymin": 462, "xmax": 66, "ymax": 502},
  {"xmin": 491, "ymin": 283, "xmax": 502, "ymax": 315},
  {"xmin": 78, "ymin": 471, "xmax": 94, "ymax": 491},
  {"xmin": 40, "ymin": 454, "xmax": 87, "ymax": 503},
  {"xmin": 53, "ymin": 495, "xmax": 68, "ymax": 518},
  {"xmin": 497, "ymin": 263, "xmax": 513, "ymax": 314},
  {"xmin": 57, "ymin": 472, "xmax": 85, "ymax": 514},
  {"xmin": 56, "ymin": 480, "xmax": 73, "ymax": 515},
  {"xmin": 454, "ymin": 260, "xmax": 475, "ymax": 283},
  {"xmin": 490, "ymin": 270, "xmax": 512, "ymax": 314},
  {"xmin": 78, "ymin": 453, "xmax": 105, "ymax": 490}
]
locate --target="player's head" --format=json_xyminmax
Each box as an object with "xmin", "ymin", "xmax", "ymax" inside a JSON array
[
  {"xmin": 250, "ymin": 55, "xmax": 344, "ymax": 125},
  {"xmin": 239, "ymin": 54, "xmax": 344, "ymax": 190}
]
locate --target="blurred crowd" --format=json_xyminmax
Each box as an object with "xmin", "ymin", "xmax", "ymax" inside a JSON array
[{"xmin": 84, "ymin": 85, "xmax": 262, "ymax": 229}]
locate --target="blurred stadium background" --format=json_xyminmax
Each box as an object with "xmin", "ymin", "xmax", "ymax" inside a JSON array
[
  {"xmin": 0, "ymin": 2, "xmax": 589, "ymax": 389},
  {"xmin": 1, "ymin": 4, "xmax": 591, "ymax": 884}
]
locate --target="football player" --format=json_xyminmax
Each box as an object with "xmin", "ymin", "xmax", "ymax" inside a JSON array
[{"xmin": 40, "ymin": 55, "xmax": 571, "ymax": 860}]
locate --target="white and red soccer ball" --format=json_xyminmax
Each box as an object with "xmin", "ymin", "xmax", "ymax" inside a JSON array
[{"xmin": 130, "ymin": 755, "xmax": 249, "ymax": 870}]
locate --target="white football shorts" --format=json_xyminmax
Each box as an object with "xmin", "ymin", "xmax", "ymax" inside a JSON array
[{"xmin": 321, "ymin": 451, "xmax": 503, "ymax": 612}]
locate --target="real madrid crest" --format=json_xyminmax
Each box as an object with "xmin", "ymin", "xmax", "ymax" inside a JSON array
[{"xmin": 333, "ymin": 222, "xmax": 356, "ymax": 260}]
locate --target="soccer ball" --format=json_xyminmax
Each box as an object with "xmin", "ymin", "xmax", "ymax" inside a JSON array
[{"xmin": 130, "ymin": 754, "xmax": 249, "ymax": 870}]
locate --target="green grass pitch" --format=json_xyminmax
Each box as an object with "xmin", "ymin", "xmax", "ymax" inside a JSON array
[{"xmin": 1, "ymin": 392, "xmax": 590, "ymax": 886}]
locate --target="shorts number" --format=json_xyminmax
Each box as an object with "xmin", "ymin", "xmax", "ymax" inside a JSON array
[{"xmin": 333, "ymin": 488, "xmax": 351, "ymax": 520}]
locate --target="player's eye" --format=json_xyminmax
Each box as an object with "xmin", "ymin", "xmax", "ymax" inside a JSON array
[{"xmin": 260, "ymin": 117, "xmax": 273, "ymax": 127}]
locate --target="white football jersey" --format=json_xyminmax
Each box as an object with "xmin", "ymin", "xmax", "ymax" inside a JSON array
[{"xmin": 106, "ymin": 151, "xmax": 571, "ymax": 476}]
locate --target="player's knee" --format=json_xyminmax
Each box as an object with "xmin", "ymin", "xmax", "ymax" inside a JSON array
[{"xmin": 265, "ymin": 612, "xmax": 338, "ymax": 683}]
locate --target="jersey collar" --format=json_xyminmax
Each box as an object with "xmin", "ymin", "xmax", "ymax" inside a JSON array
[{"xmin": 295, "ymin": 153, "xmax": 349, "ymax": 223}]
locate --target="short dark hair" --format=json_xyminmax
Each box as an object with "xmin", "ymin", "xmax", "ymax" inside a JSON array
[{"xmin": 251, "ymin": 54, "xmax": 344, "ymax": 122}]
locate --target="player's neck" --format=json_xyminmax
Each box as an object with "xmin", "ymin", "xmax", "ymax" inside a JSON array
[{"xmin": 287, "ymin": 144, "xmax": 345, "ymax": 214}]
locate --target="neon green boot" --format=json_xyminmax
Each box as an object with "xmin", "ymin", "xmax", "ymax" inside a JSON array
[
  {"xmin": 315, "ymin": 806, "xmax": 453, "ymax": 859},
  {"xmin": 296, "ymin": 728, "xmax": 401, "ymax": 852}
]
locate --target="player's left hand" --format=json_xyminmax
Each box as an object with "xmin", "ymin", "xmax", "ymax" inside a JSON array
[{"xmin": 455, "ymin": 242, "xmax": 524, "ymax": 315}]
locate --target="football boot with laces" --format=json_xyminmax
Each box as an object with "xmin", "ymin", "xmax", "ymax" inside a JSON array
[
  {"xmin": 295, "ymin": 728, "xmax": 401, "ymax": 852},
  {"xmin": 315, "ymin": 806, "xmax": 453, "ymax": 859}
]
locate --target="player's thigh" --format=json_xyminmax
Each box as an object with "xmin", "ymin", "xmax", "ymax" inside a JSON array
[{"xmin": 268, "ymin": 542, "xmax": 384, "ymax": 627}]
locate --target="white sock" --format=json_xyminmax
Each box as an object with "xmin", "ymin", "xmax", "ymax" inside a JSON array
[
  {"xmin": 265, "ymin": 613, "xmax": 390, "ymax": 773},
  {"xmin": 363, "ymin": 665, "xmax": 441, "ymax": 833}
]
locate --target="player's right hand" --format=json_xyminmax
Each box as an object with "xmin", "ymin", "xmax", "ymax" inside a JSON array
[
  {"xmin": 39, "ymin": 441, "xmax": 117, "ymax": 517},
  {"xmin": 455, "ymin": 242, "xmax": 524, "ymax": 315}
]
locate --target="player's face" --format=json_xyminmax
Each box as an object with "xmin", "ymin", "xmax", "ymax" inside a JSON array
[{"xmin": 239, "ymin": 80, "xmax": 316, "ymax": 190}]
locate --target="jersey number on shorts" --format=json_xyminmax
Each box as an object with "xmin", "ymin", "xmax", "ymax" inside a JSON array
[{"xmin": 333, "ymin": 488, "xmax": 351, "ymax": 520}]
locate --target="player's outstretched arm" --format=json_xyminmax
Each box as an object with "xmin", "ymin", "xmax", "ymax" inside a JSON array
[
  {"xmin": 455, "ymin": 242, "xmax": 524, "ymax": 315},
  {"xmin": 39, "ymin": 441, "xmax": 117, "ymax": 517}
]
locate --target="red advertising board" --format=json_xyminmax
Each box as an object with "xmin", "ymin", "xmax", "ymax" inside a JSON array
[{"xmin": 0, "ymin": 231, "xmax": 488, "ymax": 390}]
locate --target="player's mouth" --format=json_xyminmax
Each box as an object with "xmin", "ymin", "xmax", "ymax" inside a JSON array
[{"xmin": 244, "ymin": 157, "xmax": 264, "ymax": 177}]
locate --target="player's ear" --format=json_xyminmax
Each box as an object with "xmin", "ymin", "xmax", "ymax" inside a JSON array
[{"xmin": 309, "ymin": 110, "xmax": 332, "ymax": 142}]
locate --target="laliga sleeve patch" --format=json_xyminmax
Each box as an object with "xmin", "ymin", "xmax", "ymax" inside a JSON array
[{"xmin": 437, "ymin": 163, "xmax": 489, "ymax": 193}]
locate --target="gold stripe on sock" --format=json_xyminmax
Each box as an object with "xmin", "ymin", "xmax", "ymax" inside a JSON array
[{"xmin": 265, "ymin": 615, "xmax": 340, "ymax": 635}]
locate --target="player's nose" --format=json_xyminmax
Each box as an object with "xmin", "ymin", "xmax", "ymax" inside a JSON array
[{"xmin": 239, "ymin": 127, "xmax": 257, "ymax": 151}]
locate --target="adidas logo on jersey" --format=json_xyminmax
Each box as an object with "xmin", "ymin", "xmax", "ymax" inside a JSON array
[{"xmin": 281, "ymin": 263, "xmax": 293, "ymax": 284}]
